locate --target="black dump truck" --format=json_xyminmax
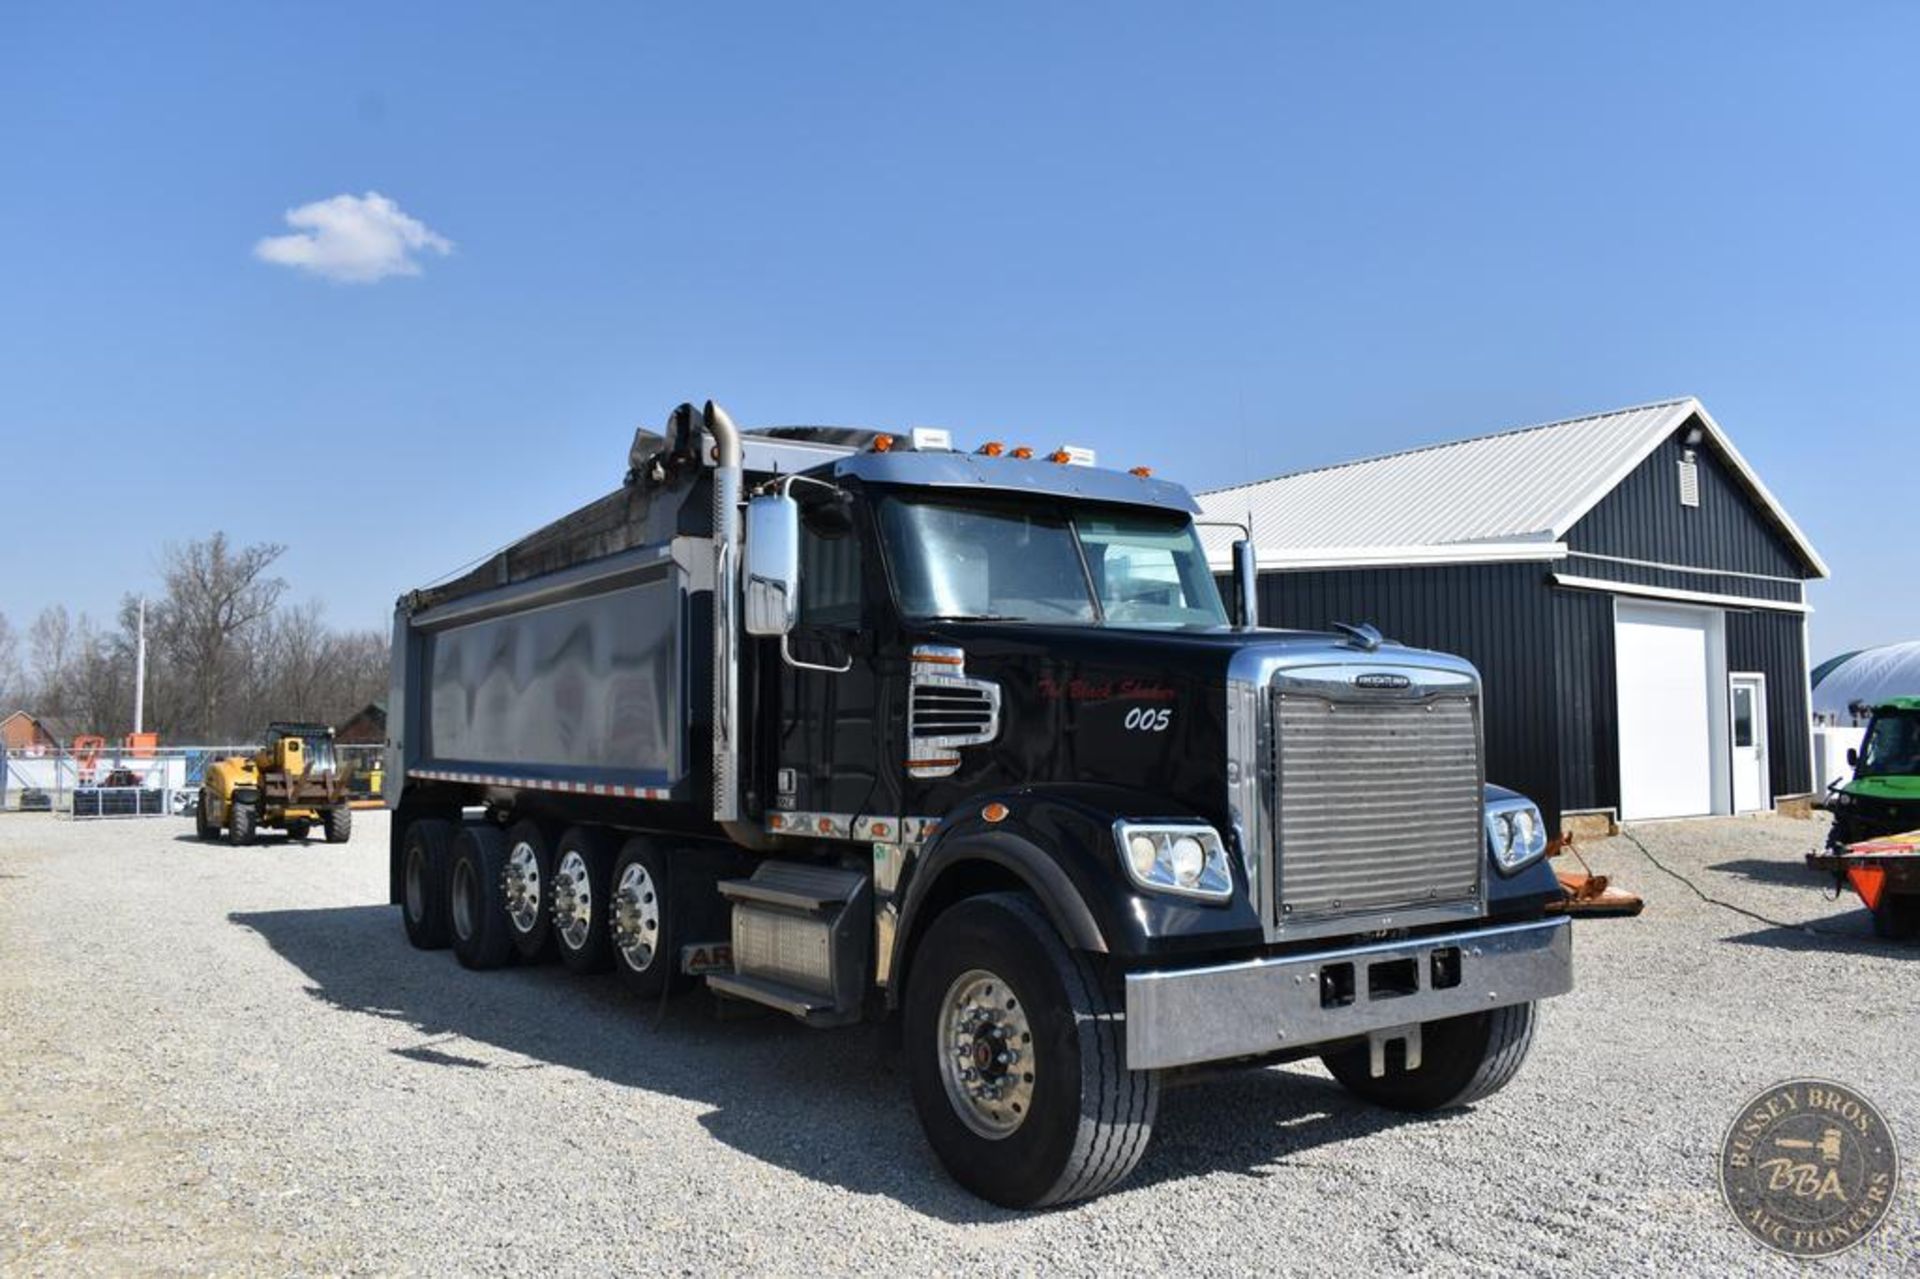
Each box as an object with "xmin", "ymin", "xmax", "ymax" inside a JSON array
[{"xmin": 387, "ymin": 401, "xmax": 1573, "ymax": 1207}]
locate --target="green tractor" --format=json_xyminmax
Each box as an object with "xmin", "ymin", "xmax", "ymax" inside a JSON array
[{"xmin": 1827, "ymin": 698, "xmax": 1920, "ymax": 851}]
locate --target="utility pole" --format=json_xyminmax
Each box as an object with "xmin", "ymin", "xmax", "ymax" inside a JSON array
[{"xmin": 133, "ymin": 596, "xmax": 147, "ymax": 735}]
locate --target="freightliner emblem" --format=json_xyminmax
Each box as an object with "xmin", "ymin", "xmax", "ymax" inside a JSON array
[{"xmin": 1353, "ymin": 673, "xmax": 1412, "ymax": 690}]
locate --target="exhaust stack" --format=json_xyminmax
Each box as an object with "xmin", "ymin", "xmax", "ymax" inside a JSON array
[{"xmin": 707, "ymin": 399, "xmax": 743, "ymax": 823}]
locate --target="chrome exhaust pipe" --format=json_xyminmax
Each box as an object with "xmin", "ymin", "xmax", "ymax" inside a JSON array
[{"xmin": 707, "ymin": 399, "xmax": 743, "ymax": 823}]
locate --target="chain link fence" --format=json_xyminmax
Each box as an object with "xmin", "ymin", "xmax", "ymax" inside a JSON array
[{"xmin": 1, "ymin": 742, "xmax": 388, "ymax": 818}]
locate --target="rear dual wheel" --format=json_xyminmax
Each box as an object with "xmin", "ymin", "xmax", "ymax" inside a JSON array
[
  {"xmin": 552, "ymin": 827, "xmax": 615, "ymax": 974},
  {"xmin": 401, "ymin": 819, "xmax": 453, "ymax": 950},
  {"xmin": 449, "ymin": 825, "xmax": 515, "ymax": 970},
  {"xmin": 503, "ymin": 820, "xmax": 555, "ymax": 961}
]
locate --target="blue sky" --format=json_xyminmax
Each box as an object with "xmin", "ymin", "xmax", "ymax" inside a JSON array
[{"xmin": 2, "ymin": 3, "xmax": 1914, "ymax": 657}]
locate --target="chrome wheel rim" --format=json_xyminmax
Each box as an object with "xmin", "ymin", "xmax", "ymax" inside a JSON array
[
  {"xmin": 504, "ymin": 841, "xmax": 542, "ymax": 934},
  {"xmin": 611, "ymin": 861, "xmax": 661, "ymax": 973},
  {"xmin": 937, "ymin": 968, "xmax": 1036, "ymax": 1139},
  {"xmin": 553, "ymin": 849, "xmax": 593, "ymax": 951}
]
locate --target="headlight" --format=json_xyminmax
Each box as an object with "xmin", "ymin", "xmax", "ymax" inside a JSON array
[
  {"xmin": 1484, "ymin": 796, "xmax": 1550, "ymax": 874},
  {"xmin": 1112, "ymin": 821, "xmax": 1233, "ymax": 900}
]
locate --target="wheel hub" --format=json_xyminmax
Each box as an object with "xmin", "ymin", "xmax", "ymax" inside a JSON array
[
  {"xmin": 503, "ymin": 842, "xmax": 541, "ymax": 933},
  {"xmin": 552, "ymin": 851, "xmax": 592, "ymax": 950},
  {"xmin": 937, "ymin": 969, "xmax": 1036, "ymax": 1139}
]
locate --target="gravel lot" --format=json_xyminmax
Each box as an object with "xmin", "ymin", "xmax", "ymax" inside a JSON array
[{"xmin": 2, "ymin": 809, "xmax": 1915, "ymax": 1275}]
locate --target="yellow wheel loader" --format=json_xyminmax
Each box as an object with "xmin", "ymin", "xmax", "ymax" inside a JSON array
[{"xmin": 197, "ymin": 722, "xmax": 353, "ymax": 845}]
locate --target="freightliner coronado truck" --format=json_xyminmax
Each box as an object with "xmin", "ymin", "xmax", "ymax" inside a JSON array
[{"xmin": 387, "ymin": 400, "xmax": 1573, "ymax": 1207}]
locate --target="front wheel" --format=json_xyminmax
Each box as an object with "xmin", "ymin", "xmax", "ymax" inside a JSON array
[
  {"xmin": 905, "ymin": 892, "xmax": 1158, "ymax": 1208},
  {"xmin": 322, "ymin": 806, "xmax": 352, "ymax": 844},
  {"xmin": 1321, "ymin": 1002, "xmax": 1538, "ymax": 1112},
  {"xmin": 227, "ymin": 801, "xmax": 257, "ymax": 846}
]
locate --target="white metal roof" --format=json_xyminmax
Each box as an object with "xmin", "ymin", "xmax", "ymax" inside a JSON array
[
  {"xmin": 1812, "ymin": 641, "xmax": 1920, "ymax": 723},
  {"xmin": 1196, "ymin": 397, "xmax": 1827, "ymax": 578}
]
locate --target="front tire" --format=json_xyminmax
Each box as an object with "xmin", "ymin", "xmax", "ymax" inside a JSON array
[
  {"xmin": 905, "ymin": 892, "xmax": 1158, "ymax": 1208},
  {"xmin": 449, "ymin": 824, "xmax": 515, "ymax": 970},
  {"xmin": 227, "ymin": 801, "xmax": 257, "ymax": 846},
  {"xmin": 195, "ymin": 790, "xmax": 219, "ymax": 840},
  {"xmin": 322, "ymin": 806, "xmax": 352, "ymax": 844},
  {"xmin": 551, "ymin": 827, "xmax": 615, "ymax": 975},
  {"xmin": 1321, "ymin": 1002, "xmax": 1538, "ymax": 1112}
]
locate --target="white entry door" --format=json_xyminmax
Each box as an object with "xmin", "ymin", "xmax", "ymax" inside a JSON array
[
  {"xmin": 1616, "ymin": 602, "xmax": 1722, "ymax": 820},
  {"xmin": 1730, "ymin": 672, "xmax": 1770, "ymax": 813}
]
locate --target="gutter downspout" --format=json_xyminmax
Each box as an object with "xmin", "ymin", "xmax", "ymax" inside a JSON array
[{"xmin": 707, "ymin": 400, "xmax": 743, "ymax": 825}]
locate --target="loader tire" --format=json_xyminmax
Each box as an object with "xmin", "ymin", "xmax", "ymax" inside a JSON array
[
  {"xmin": 449, "ymin": 824, "xmax": 515, "ymax": 971},
  {"xmin": 322, "ymin": 806, "xmax": 352, "ymax": 844},
  {"xmin": 1322, "ymin": 1001, "xmax": 1538, "ymax": 1112},
  {"xmin": 905, "ymin": 892, "xmax": 1159, "ymax": 1208},
  {"xmin": 401, "ymin": 818, "xmax": 453, "ymax": 950},
  {"xmin": 195, "ymin": 789, "xmax": 219, "ymax": 840},
  {"xmin": 228, "ymin": 801, "xmax": 257, "ymax": 846}
]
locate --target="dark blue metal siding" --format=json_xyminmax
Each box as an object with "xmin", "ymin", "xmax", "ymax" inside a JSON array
[
  {"xmin": 1567, "ymin": 428, "xmax": 1810, "ymax": 580},
  {"xmin": 1256, "ymin": 563, "xmax": 1567, "ymax": 827},
  {"xmin": 1726, "ymin": 610, "xmax": 1813, "ymax": 799},
  {"xmin": 1551, "ymin": 587, "xmax": 1617, "ymax": 814}
]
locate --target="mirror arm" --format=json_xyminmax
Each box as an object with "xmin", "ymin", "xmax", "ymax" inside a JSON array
[{"xmin": 780, "ymin": 633, "xmax": 854, "ymax": 675}]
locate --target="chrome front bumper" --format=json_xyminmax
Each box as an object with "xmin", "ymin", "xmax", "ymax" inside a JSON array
[{"xmin": 1124, "ymin": 916, "xmax": 1573, "ymax": 1071}]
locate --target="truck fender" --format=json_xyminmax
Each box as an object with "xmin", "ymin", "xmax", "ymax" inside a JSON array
[{"xmin": 888, "ymin": 825, "xmax": 1108, "ymax": 1008}]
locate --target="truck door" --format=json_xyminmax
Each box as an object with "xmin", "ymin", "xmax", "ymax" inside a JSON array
[{"xmin": 768, "ymin": 503, "xmax": 884, "ymax": 821}]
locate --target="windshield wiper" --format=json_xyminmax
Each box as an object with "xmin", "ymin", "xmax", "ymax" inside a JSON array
[{"xmin": 918, "ymin": 612, "xmax": 1028, "ymax": 622}]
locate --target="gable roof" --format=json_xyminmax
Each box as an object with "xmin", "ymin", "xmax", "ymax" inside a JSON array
[{"xmin": 1197, "ymin": 397, "xmax": 1827, "ymax": 577}]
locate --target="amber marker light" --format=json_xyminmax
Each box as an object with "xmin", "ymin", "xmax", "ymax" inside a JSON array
[
  {"xmin": 1130, "ymin": 466, "xmax": 1153, "ymax": 477},
  {"xmin": 981, "ymin": 802, "xmax": 1009, "ymax": 823},
  {"xmin": 1010, "ymin": 446, "xmax": 1034, "ymax": 459},
  {"xmin": 872, "ymin": 433, "xmax": 895, "ymax": 452},
  {"xmin": 977, "ymin": 441, "xmax": 1005, "ymax": 457}
]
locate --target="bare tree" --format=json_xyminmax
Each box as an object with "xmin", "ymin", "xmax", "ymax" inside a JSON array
[
  {"xmin": 28, "ymin": 605, "xmax": 76, "ymax": 716},
  {"xmin": 0, "ymin": 611, "xmax": 21, "ymax": 710},
  {"xmin": 158, "ymin": 534, "xmax": 287, "ymax": 740}
]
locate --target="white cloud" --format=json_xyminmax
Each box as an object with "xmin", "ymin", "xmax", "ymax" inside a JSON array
[{"xmin": 254, "ymin": 191, "xmax": 453, "ymax": 283}]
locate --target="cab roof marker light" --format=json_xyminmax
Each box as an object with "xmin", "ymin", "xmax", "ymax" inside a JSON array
[
  {"xmin": 871, "ymin": 433, "xmax": 896, "ymax": 453},
  {"xmin": 976, "ymin": 441, "xmax": 1005, "ymax": 457},
  {"xmin": 909, "ymin": 427, "xmax": 953, "ymax": 452},
  {"xmin": 1129, "ymin": 465, "xmax": 1152, "ymax": 478},
  {"xmin": 1055, "ymin": 445, "xmax": 1097, "ymax": 467},
  {"xmin": 1010, "ymin": 446, "xmax": 1034, "ymax": 459}
]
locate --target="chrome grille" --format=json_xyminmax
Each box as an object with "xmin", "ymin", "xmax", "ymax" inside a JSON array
[{"xmin": 1274, "ymin": 691, "xmax": 1482, "ymax": 923}]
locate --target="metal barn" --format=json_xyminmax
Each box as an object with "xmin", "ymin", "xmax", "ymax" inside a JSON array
[{"xmin": 1198, "ymin": 398, "xmax": 1828, "ymax": 833}]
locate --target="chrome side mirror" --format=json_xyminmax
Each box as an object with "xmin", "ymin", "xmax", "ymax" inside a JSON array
[
  {"xmin": 1232, "ymin": 539, "xmax": 1259, "ymax": 629},
  {"xmin": 744, "ymin": 495, "xmax": 800, "ymax": 637}
]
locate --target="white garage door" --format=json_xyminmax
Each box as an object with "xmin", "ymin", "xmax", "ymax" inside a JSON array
[{"xmin": 1615, "ymin": 602, "xmax": 1721, "ymax": 820}]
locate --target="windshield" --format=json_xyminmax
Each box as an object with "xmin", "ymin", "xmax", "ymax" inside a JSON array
[
  {"xmin": 1857, "ymin": 710, "xmax": 1920, "ymax": 778},
  {"xmin": 879, "ymin": 495, "xmax": 1228, "ymax": 628}
]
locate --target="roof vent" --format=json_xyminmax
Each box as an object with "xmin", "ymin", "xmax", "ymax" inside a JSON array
[{"xmin": 1678, "ymin": 451, "xmax": 1700, "ymax": 508}]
